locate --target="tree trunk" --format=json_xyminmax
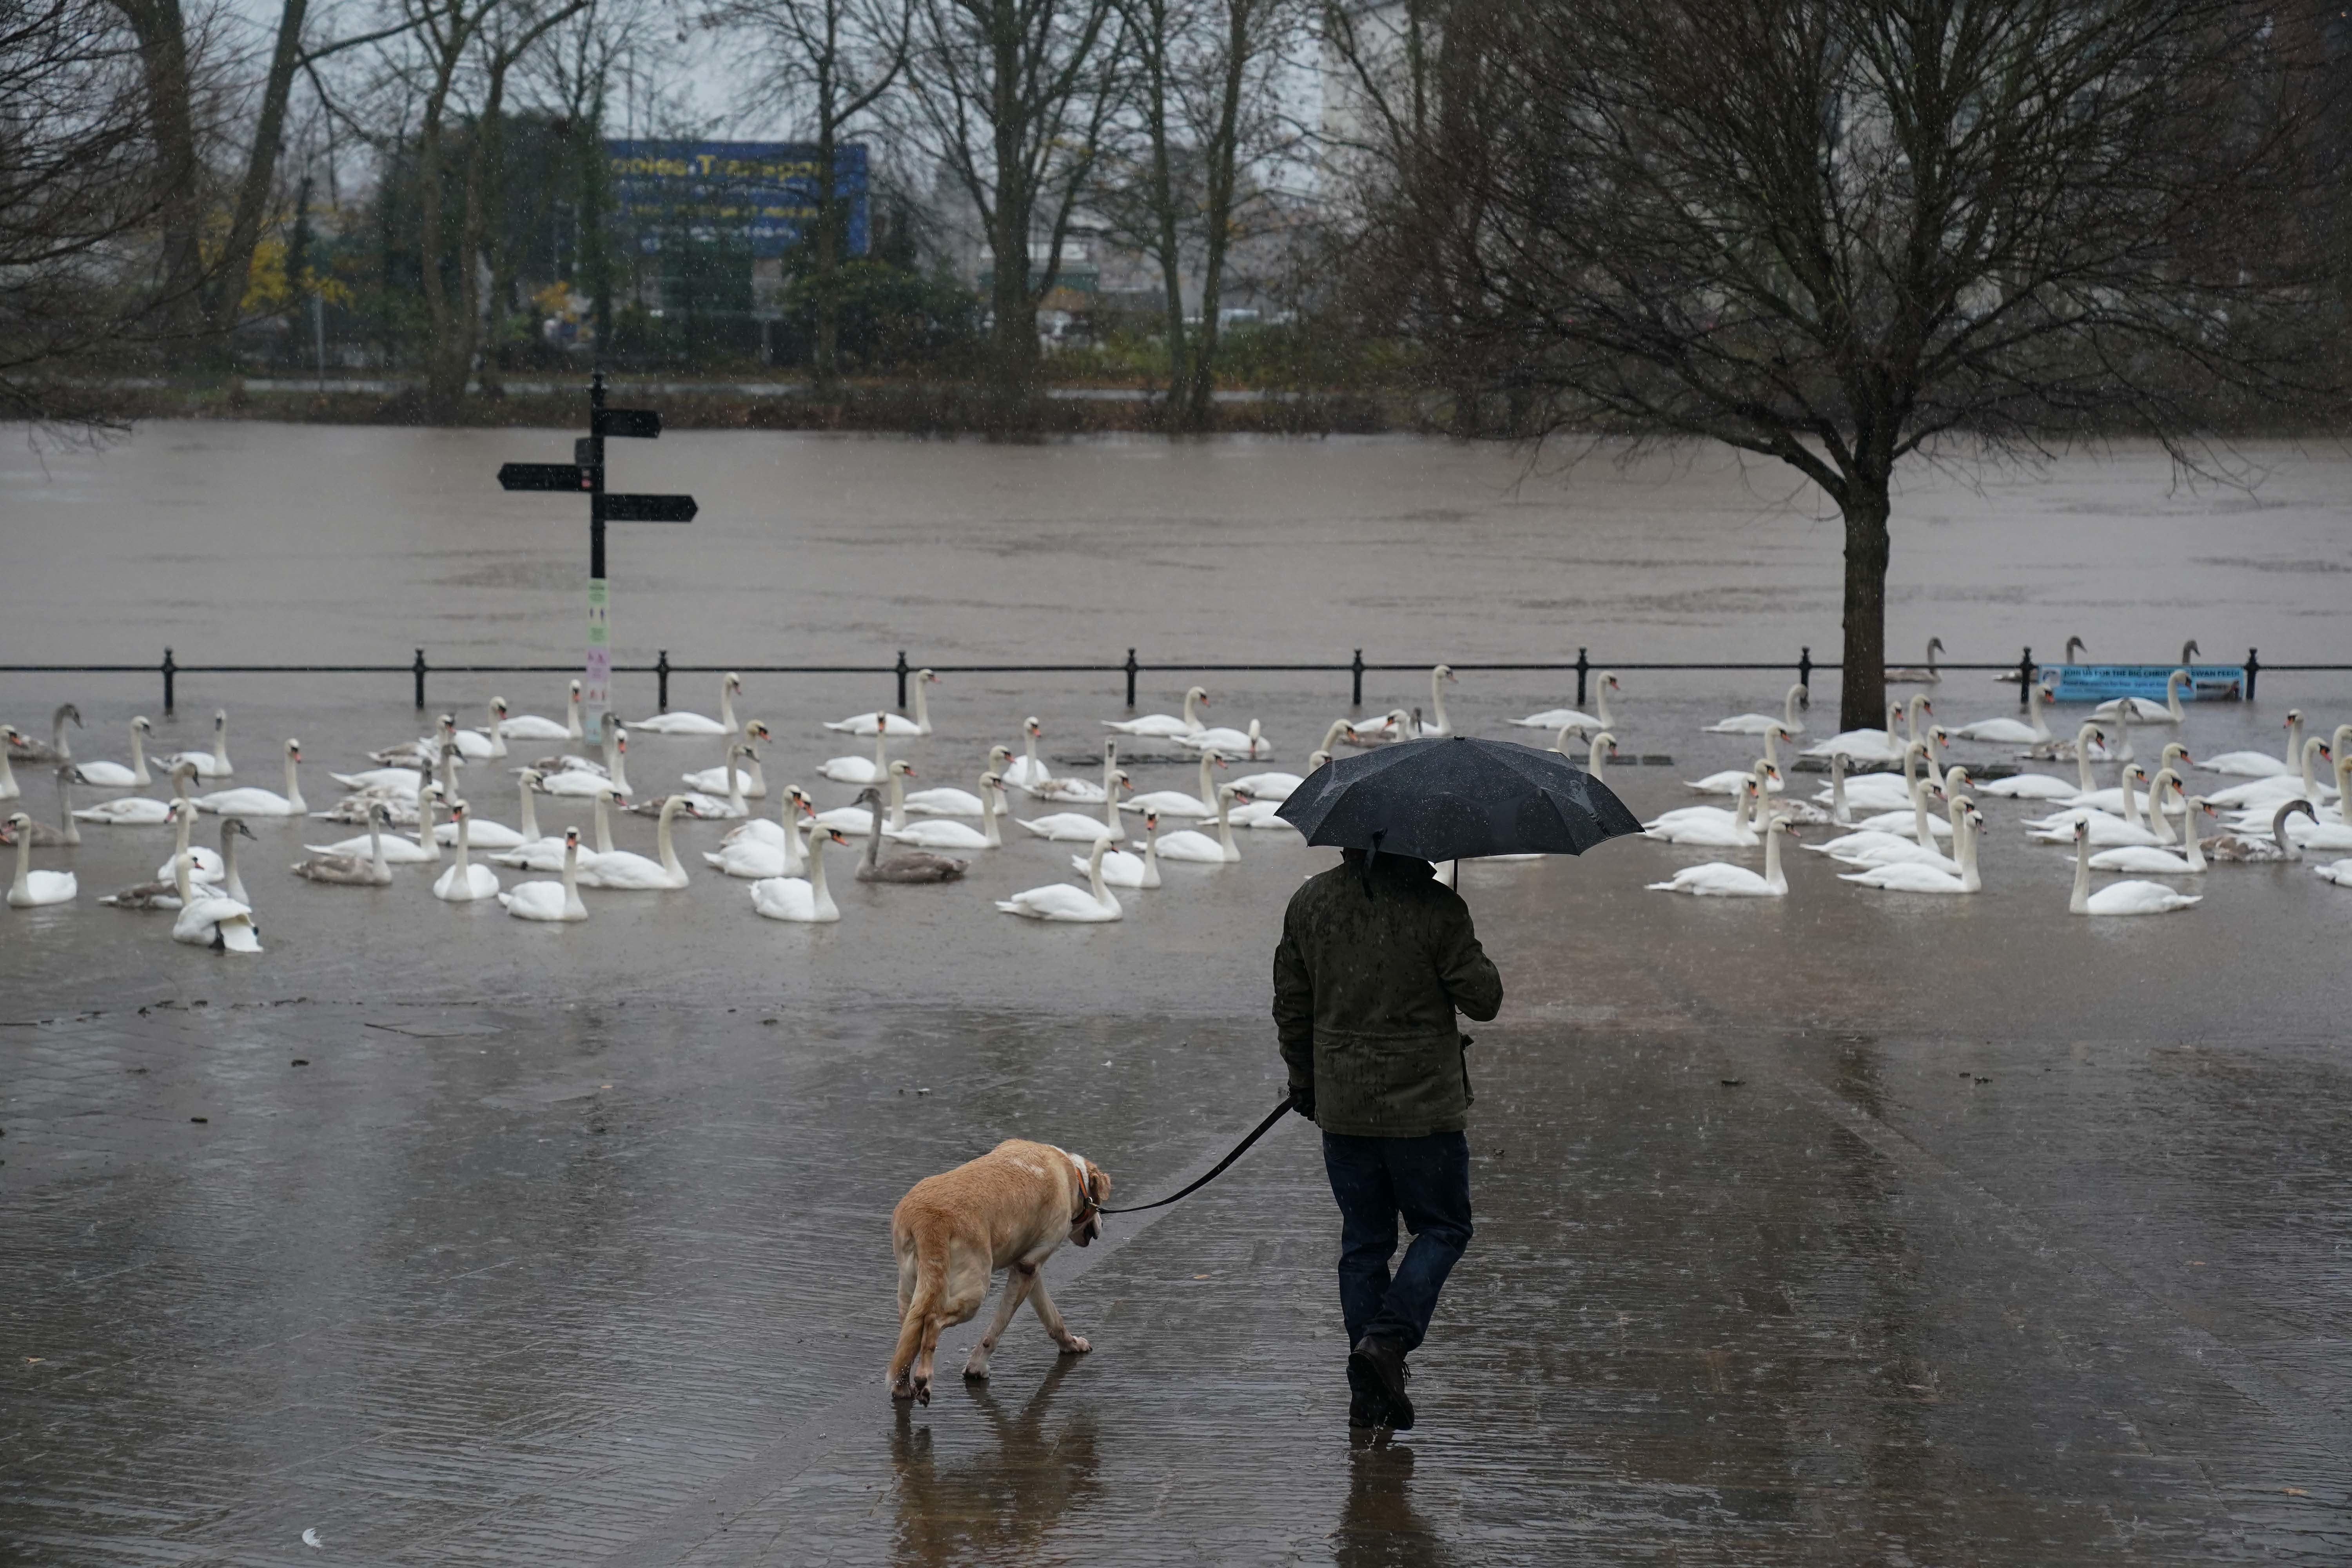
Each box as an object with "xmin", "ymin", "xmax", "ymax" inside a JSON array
[
  {"xmin": 813, "ymin": 116, "xmax": 841, "ymax": 390},
  {"xmin": 114, "ymin": 0, "xmax": 204, "ymax": 363},
  {"xmin": 200, "ymin": 0, "xmax": 311, "ymax": 347},
  {"xmin": 1180, "ymin": 0, "xmax": 1249, "ymax": 432},
  {"xmin": 985, "ymin": 0, "xmax": 1037, "ymax": 407},
  {"xmin": 1838, "ymin": 472, "xmax": 1892, "ymax": 732}
]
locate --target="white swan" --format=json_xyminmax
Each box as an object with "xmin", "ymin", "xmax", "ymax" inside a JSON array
[
  {"xmin": 1884, "ymin": 636, "xmax": 1945, "ymax": 684},
  {"xmin": 751, "ymin": 828, "xmax": 846, "ymax": 922},
  {"xmin": 710, "ymin": 789, "xmax": 811, "ymax": 878},
  {"xmin": 886, "ymin": 770, "xmax": 1001, "ymax": 851},
  {"xmin": 433, "ymin": 769, "xmax": 537, "ymax": 849},
  {"xmin": 1803, "ymin": 699, "xmax": 1916, "ymax": 762},
  {"xmin": 2200, "ymin": 710, "xmax": 2302, "ymax": 779},
  {"xmin": 1001, "ymin": 720, "xmax": 1052, "ymax": 791},
  {"xmin": 2202, "ymin": 737, "xmax": 2335, "ymax": 811},
  {"xmin": 496, "ymin": 780, "xmax": 616, "ymax": 871},
  {"xmin": 1106, "ymin": 686, "xmax": 1210, "ymax": 739},
  {"xmin": 661, "ymin": 742, "xmax": 755, "ymax": 819},
  {"xmin": 1651, "ymin": 762, "xmax": 1773, "ymax": 832},
  {"xmin": 1830, "ymin": 740, "xmax": 1934, "ymax": 813},
  {"xmin": 75, "ymin": 715, "xmax": 154, "ymax": 787},
  {"xmin": 335, "ymin": 730, "xmax": 452, "ymax": 793},
  {"xmin": 2026, "ymin": 766, "xmax": 2163, "ymax": 847},
  {"xmin": 999, "ymin": 836, "xmax": 1123, "ymax": 922},
  {"xmin": 812, "ymin": 759, "xmax": 914, "ymax": 835},
  {"xmin": 292, "ymin": 800, "xmax": 394, "ymax": 886},
  {"xmin": 2252, "ymin": 758, "xmax": 2352, "ymax": 849},
  {"xmin": 2092, "ymin": 669, "xmax": 2189, "ymax": 725},
  {"xmin": 0, "ymin": 732, "xmax": 15, "ymax": 800},
  {"xmin": 1686, "ymin": 726, "xmax": 1791, "ymax": 795},
  {"xmin": 1823, "ymin": 777, "xmax": 1967, "ymax": 869},
  {"xmin": 1155, "ymin": 784, "xmax": 1242, "ymax": 863},
  {"xmin": 4, "ymin": 812, "xmax": 76, "ymax": 906},
  {"xmin": 904, "ymin": 748, "xmax": 996, "ymax": 816},
  {"xmin": 1126, "ymin": 750, "xmax": 1227, "ymax": 817},
  {"xmin": 158, "ymin": 799, "xmax": 225, "ymax": 882},
  {"xmin": 74, "ymin": 756, "xmax": 192, "ymax": 825},
  {"xmin": 1705, "ymin": 684, "xmax": 1807, "ymax": 737},
  {"xmin": 1415, "ymin": 666, "xmax": 1457, "ymax": 737},
  {"xmin": 497, "ymin": 682, "xmax": 581, "ymax": 740},
  {"xmin": 305, "ymin": 785, "xmax": 445, "ymax": 865},
  {"xmin": 454, "ymin": 699, "xmax": 510, "ymax": 760},
  {"xmin": 2315, "ymin": 858, "xmax": 2352, "ymax": 887},
  {"xmin": 1648, "ymin": 816, "xmax": 1794, "ymax": 897},
  {"xmin": 1092, "ymin": 810, "xmax": 1163, "ymax": 887},
  {"xmin": 577, "ymin": 794, "xmax": 693, "ymax": 889},
  {"xmin": 431, "ymin": 802, "xmax": 503, "ymax": 902},
  {"xmin": 1978, "ymin": 724, "xmax": 2102, "ymax": 799},
  {"xmin": 1514, "ymin": 671, "xmax": 1616, "ymax": 733},
  {"xmin": 194, "ymin": 739, "xmax": 306, "ymax": 816},
  {"xmin": 683, "ymin": 723, "xmax": 771, "ymax": 798},
  {"xmin": 1176, "ymin": 717, "xmax": 1274, "ymax": 759},
  {"xmin": 1343, "ymin": 708, "xmax": 1417, "ymax": 748},
  {"xmin": 1816, "ymin": 773, "xmax": 1952, "ymax": 856},
  {"xmin": 1233, "ymin": 724, "xmax": 1346, "ymax": 801},
  {"xmin": 720, "ymin": 786, "xmax": 813, "ymax": 853},
  {"xmin": 2068, "ymin": 820, "xmax": 2198, "ymax": 915},
  {"xmin": 1950, "ymin": 681, "xmax": 2053, "ymax": 746},
  {"xmin": 634, "ymin": 672, "xmax": 740, "ymax": 736},
  {"xmin": 1227, "ymin": 783, "xmax": 1303, "ymax": 831},
  {"xmin": 1645, "ymin": 777, "xmax": 1763, "ymax": 847},
  {"xmin": 818, "ymin": 717, "xmax": 891, "ymax": 785},
  {"xmin": 1838, "ymin": 805, "xmax": 1984, "ymax": 894},
  {"xmin": 1018, "ymin": 771, "xmax": 1130, "ymax": 842},
  {"xmin": 370, "ymin": 713, "xmax": 465, "ymax": 768},
  {"xmin": 169, "ymin": 851, "xmax": 258, "ymax": 949},
  {"xmin": 161, "ymin": 708, "xmax": 233, "ymax": 777},
  {"xmin": 2090, "ymin": 795, "xmax": 2212, "ymax": 875},
  {"xmin": 540, "ymin": 726, "xmax": 632, "ymax": 798},
  {"xmin": 827, "ymin": 670, "xmax": 935, "ymax": 736},
  {"xmin": 499, "ymin": 829, "xmax": 588, "ymax": 921}
]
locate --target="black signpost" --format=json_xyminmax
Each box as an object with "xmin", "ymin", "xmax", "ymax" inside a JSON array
[{"xmin": 497, "ymin": 371, "xmax": 696, "ymax": 739}]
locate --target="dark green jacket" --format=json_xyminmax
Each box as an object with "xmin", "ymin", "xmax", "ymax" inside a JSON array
[{"xmin": 1273, "ymin": 856, "xmax": 1504, "ymax": 1138}]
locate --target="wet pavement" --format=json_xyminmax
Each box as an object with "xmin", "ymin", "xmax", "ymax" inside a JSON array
[{"xmin": 6, "ymin": 429, "xmax": 2352, "ymax": 1562}]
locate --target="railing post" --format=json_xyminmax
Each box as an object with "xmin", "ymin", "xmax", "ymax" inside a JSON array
[
  {"xmin": 1797, "ymin": 646, "xmax": 1812, "ymax": 695},
  {"xmin": 655, "ymin": 650, "xmax": 670, "ymax": 712},
  {"xmin": 161, "ymin": 648, "xmax": 176, "ymax": 715},
  {"xmin": 2245, "ymin": 646, "xmax": 2259, "ymax": 701},
  {"xmin": 413, "ymin": 648, "xmax": 427, "ymax": 710},
  {"xmin": 1575, "ymin": 647, "xmax": 1590, "ymax": 708},
  {"xmin": 1350, "ymin": 649, "xmax": 1364, "ymax": 708},
  {"xmin": 895, "ymin": 650, "xmax": 909, "ymax": 711},
  {"xmin": 2017, "ymin": 645, "xmax": 2036, "ymax": 706},
  {"xmin": 1124, "ymin": 648, "xmax": 1139, "ymax": 708}
]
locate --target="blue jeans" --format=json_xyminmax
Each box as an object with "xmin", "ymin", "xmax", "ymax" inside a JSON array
[{"xmin": 1321, "ymin": 1131, "xmax": 1473, "ymax": 1353}]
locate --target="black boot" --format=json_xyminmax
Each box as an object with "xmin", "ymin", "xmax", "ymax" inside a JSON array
[{"xmin": 1347, "ymin": 1336, "xmax": 1415, "ymax": 1430}]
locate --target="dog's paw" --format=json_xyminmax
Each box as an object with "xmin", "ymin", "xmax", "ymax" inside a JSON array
[
  {"xmin": 962, "ymin": 1357, "xmax": 991, "ymax": 1382},
  {"xmin": 914, "ymin": 1377, "xmax": 931, "ymax": 1407},
  {"xmin": 889, "ymin": 1376, "xmax": 916, "ymax": 1403},
  {"xmin": 1059, "ymin": 1335, "xmax": 1091, "ymax": 1356}
]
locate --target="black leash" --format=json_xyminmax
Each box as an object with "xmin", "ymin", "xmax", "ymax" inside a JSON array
[{"xmin": 1096, "ymin": 1094, "xmax": 1303, "ymax": 1215}]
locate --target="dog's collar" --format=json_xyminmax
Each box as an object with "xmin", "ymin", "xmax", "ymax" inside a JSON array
[{"xmin": 1051, "ymin": 1145, "xmax": 1098, "ymax": 1221}]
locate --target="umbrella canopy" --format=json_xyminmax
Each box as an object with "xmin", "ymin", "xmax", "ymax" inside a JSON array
[{"xmin": 1274, "ymin": 735, "xmax": 1643, "ymax": 863}]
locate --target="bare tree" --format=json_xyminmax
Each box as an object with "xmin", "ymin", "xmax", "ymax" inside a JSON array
[
  {"xmin": 1105, "ymin": 0, "xmax": 1294, "ymax": 427},
  {"xmin": 707, "ymin": 0, "xmax": 909, "ymax": 388},
  {"xmin": 903, "ymin": 0, "xmax": 1120, "ymax": 401},
  {"xmin": 1385, "ymin": 0, "xmax": 2337, "ymax": 726},
  {"xmin": 0, "ymin": 0, "xmax": 166, "ymax": 430}
]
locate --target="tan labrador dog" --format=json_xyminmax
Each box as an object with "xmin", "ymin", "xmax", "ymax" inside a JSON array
[{"xmin": 888, "ymin": 1139, "xmax": 1111, "ymax": 1405}]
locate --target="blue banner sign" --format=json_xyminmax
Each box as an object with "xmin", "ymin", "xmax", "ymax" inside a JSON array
[
  {"xmin": 605, "ymin": 140, "xmax": 867, "ymax": 258},
  {"xmin": 2047, "ymin": 664, "xmax": 2246, "ymax": 703}
]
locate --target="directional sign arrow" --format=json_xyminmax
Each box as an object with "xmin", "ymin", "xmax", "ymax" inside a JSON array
[
  {"xmin": 602, "ymin": 493, "xmax": 697, "ymax": 522},
  {"xmin": 593, "ymin": 407, "xmax": 663, "ymax": 440},
  {"xmin": 500, "ymin": 462, "xmax": 592, "ymax": 492}
]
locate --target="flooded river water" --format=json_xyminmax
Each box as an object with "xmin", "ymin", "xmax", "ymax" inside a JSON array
[{"xmin": 4, "ymin": 426, "xmax": 2350, "ymax": 1564}]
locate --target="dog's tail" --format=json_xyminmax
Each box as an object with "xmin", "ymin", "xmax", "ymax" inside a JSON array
[{"xmin": 887, "ymin": 1231, "xmax": 947, "ymax": 1391}]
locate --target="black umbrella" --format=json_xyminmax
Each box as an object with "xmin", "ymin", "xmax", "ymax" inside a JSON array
[{"xmin": 1273, "ymin": 735, "xmax": 1644, "ymax": 863}]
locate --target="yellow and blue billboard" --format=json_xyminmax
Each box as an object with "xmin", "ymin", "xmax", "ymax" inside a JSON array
[{"xmin": 605, "ymin": 140, "xmax": 868, "ymax": 258}]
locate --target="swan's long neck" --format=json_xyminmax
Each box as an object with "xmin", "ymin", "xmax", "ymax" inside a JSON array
[
  {"xmin": 1319, "ymin": 719, "xmax": 1350, "ymax": 755},
  {"xmin": 1958, "ymin": 812, "xmax": 1981, "ymax": 892},
  {"xmin": 283, "ymin": 749, "xmax": 305, "ymax": 813},
  {"xmin": 912, "ymin": 678, "xmax": 931, "ymax": 733},
  {"xmin": 1087, "ymin": 837, "xmax": 1110, "ymax": 903},
  {"xmin": 1587, "ymin": 733, "xmax": 1608, "ymax": 777},
  {"xmin": 212, "ymin": 716, "xmax": 228, "ymax": 771},
  {"xmin": 1141, "ymin": 816, "xmax": 1159, "ymax": 879},
  {"xmin": 1762, "ymin": 824, "xmax": 1785, "ymax": 891},
  {"xmin": 2336, "ymin": 758, "xmax": 2352, "ymax": 827},
  {"xmin": 1831, "ymin": 752, "xmax": 1849, "ymax": 824},
  {"xmin": 1910, "ymin": 778, "xmax": 1934, "ymax": 846},
  {"xmin": 1784, "ymin": 685, "xmax": 1803, "ymax": 731},
  {"xmin": 171, "ymin": 848, "xmax": 194, "ymax": 904},
  {"xmin": 1102, "ymin": 781, "xmax": 1122, "ymax": 832},
  {"xmin": 1595, "ymin": 682, "xmax": 1614, "ymax": 730},
  {"xmin": 2168, "ymin": 670, "xmax": 2187, "ymax": 722},
  {"xmin": 567, "ymin": 684, "xmax": 584, "ymax": 740},
  {"xmin": 2148, "ymin": 769, "xmax": 2178, "ymax": 844},
  {"xmin": 561, "ymin": 837, "xmax": 583, "ymax": 915},
  {"xmin": 657, "ymin": 800, "xmax": 685, "ymax": 877},
  {"xmin": 1907, "ymin": 695, "xmax": 1928, "ymax": 743},
  {"xmin": 887, "ymin": 769, "xmax": 906, "ymax": 831},
  {"xmin": 1888, "ymin": 703, "xmax": 1906, "ymax": 745},
  {"xmin": 2301, "ymin": 737, "xmax": 2325, "ymax": 796},
  {"xmin": 438, "ymin": 744, "xmax": 459, "ymax": 802},
  {"xmin": 608, "ymin": 733, "xmax": 631, "ymax": 797},
  {"xmin": 1196, "ymin": 752, "xmax": 1217, "ymax": 806},
  {"xmin": 55, "ymin": 769, "xmax": 78, "ymax": 843},
  {"xmin": 1024, "ymin": 727, "xmax": 1042, "ymax": 779},
  {"xmin": 808, "ymin": 833, "xmax": 832, "ymax": 911},
  {"xmin": 10, "ymin": 825, "xmax": 29, "ymax": 900},
  {"xmin": 980, "ymin": 778, "xmax": 1001, "ymax": 848},
  {"xmin": 52, "ymin": 707, "xmax": 72, "ymax": 760},
  {"xmin": 1762, "ymin": 727, "xmax": 1780, "ymax": 769},
  {"xmin": 0, "ymin": 749, "xmax": 13, "ymax": 795},
  {"xmin": 2069, "ymin": 828, "xmax": 2090, "ymax": 912},
  {"xmin": 1430, "ymin": 670, "xmax": 1449, "ymax": 732},
  {"xmin": 453, "ymin": 808, "xmax": 473, "ymax": 875},
  {"xmin": 2027, "ymin": 680, "xmax": 2049, "ymax": 737},
  {"xmin": 2074, "ymin": 728, "xmax": 2098, "ymax": 793},
  {"xmin": 1731, "ymin": 779, "xmax": 1754, "ymax": 834},
  {"xmin": 519, "ymin": 778, "xmax": 541, "ymax": 841},
  {"xmin": 130, "ymin": 722, "xmax": 150, "ymax": 784},
  {"xmin": 1182, "ymin": 688, "xmax": 1203, "ymax": 732},
  {"xmin": 594, "ymin": 791, "xmax": 615, "ymax": 856},
  {"xmin": 486, "ymin": 703, "xmax": 508, "ymax": 758},
  {"xmin": 2182, "ymin": 801, "xmax": 2207, "ymax": 871},
  {"xmin": 726, "ymin": 748, "xmax": 748, "ymax": 816},
  {"xmin": 173, "ymin": 806, "xmax": 193, "ymax": 862},
  {"xmin": 864, "ymin": 795, "xmax": 884, "ymax": 866},
  {"xmin": 2120, "ymin": 770, "xmax": 2145, "ymax": 830},
  {"xmin": 221, "ymin": 824, "xmax": 245, "ymax": 903},
  {"xmin": 2284, "ymin": 712, "xmax": 2304, "ymax": 770},
  {"xmin": 782, "ymin": 796, "xmax": 806, "ymax": 873},
  {"xmin": 720, "ymin": 679, "xmax": 738, "ymax": 735},
  {"xmin": 1215, "ymin": 789, "xmax": 1236, "ymax": 857},
  {"xmin": 367, "ymin": 809, "xmax": 387, "ymax": 876}
]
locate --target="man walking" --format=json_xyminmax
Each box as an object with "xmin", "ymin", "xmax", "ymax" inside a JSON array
[{"xmin": 1274, "ymin": 846, "xmax": 1503, "ymax": 1432}]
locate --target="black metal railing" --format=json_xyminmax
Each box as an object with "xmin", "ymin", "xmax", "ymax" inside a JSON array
[{"xmin": 2, "ymin": 645, "xmax": 2335, "ymax": 717}]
